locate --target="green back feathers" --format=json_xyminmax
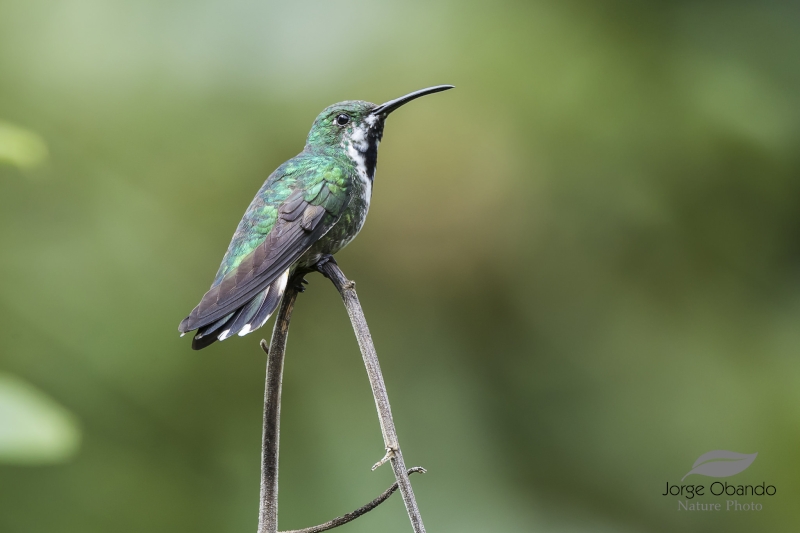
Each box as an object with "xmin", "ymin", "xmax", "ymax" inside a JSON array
[{"xmin": 212, "ymin": 155, "xmax": 352, "ymax": 285}]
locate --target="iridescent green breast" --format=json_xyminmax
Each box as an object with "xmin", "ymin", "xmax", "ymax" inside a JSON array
[{"xmin": 298, "ymin": 171, "xmax": 371, "ymax": 268}]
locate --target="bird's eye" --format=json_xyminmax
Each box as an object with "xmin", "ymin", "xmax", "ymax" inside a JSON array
[{"xmin": 335, "ymin": 114, "xmax": 350, "ymax": 126}]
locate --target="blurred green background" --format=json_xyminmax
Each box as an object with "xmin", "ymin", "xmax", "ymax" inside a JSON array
[{"xmin": 1, "ymin": 0, "xmax": 799, "ymax": 531}]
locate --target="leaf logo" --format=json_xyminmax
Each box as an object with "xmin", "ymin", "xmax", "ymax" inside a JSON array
[{"xmin": 681, "ymin": 450, "xmax": 758, "ymax": 482}]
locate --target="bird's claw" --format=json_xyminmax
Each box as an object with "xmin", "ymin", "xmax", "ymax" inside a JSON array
[
  {"xmin": 292, "ymin": 276, "xmax": 309, "ymax": 292},
  {"xmin": 314, "ymin": 254, "xmax": 337, "ymax": 275}
]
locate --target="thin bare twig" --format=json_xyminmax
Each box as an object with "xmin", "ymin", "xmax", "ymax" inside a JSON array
[
  {"xmin": 318, "ymin": 259, "xmax": 427, "ymax": 533},
  {"xmin": 280, "ymin": 467, "xmax": 427, "ymax": 533},
  {"xmin": 257, "ymin": 282, "xmax": 300, "ymax": 533},
  {"xmin": 256, "ymin": 266, "xmax": 428, "ymax": 533}
]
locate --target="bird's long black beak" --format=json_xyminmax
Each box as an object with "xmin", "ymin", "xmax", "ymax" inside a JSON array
[{"xmin": 370, "ymin": 85, "xmax": 454, "ymax": 117}]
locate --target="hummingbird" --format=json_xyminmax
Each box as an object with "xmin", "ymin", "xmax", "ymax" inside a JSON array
[{"xmin": 179, "ymin": 85, "xmax": 454, "ymax": 350}]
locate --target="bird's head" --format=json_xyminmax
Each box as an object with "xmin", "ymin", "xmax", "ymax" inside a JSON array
[{"xmin": 305, "ymin": 85, "xmax": 454, "ymax": 180}]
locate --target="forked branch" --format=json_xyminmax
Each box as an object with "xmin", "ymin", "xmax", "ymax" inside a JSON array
[
  {"xmin": 257, "ymin": 265, "xmax": 428, "ymax": 533},
  {"xmin": 317, "ymin": 259, "xmax": 427, "ymax": 533},
  {"xmin": 280, "ymin": 467, "xmax": 426, "ymax": 533}
]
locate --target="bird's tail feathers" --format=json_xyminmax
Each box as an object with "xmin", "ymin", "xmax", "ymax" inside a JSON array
[
  {"xmin": 191, "ymin": 269, "xmax": 290, "ymax": 350},
  {"xmin": 242, "ymin": 269, "xmax": 289, "ymax": 336}
]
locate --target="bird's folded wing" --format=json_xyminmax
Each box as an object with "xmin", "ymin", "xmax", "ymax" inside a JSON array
[{"xmin": 180, "ymin": 187, "xmax": 345, "ymax": 332}]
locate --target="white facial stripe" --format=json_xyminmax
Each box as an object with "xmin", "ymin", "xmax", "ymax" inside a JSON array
[
  {"xmin": 350, "ymin": 124, "xmax": 368, "ymax": 151},
  {"xmin": 347, "ymin": 138, "xmax": 368, "ymax": 180},
  {"xmin": 346, "ymin": 139, "xmax": 372, "ymax": 209},
  {"xmin": 341, "ymin": 123, "xmax": 375, "ymax": 211}
]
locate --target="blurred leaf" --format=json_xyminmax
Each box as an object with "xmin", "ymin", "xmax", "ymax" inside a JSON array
[
  {"xmin": 0, "ymin": 121, "xmax": 49, "ymax": 171},
  {"xmin": 0, "ymin": 372, "xmax": 80, "ymax": 464}
]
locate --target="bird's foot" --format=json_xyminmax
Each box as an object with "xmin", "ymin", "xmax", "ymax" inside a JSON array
[
  {"xmin": 371, "ymin": 445, "xmax": 398, "ymax": 471},
  {"xmin": 292, "ymin": 276, "xmax": 309, "ymax": 293},
  {"xmin": 314, "ymin": 254, "xmax": 337, "ymax": 276}
]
